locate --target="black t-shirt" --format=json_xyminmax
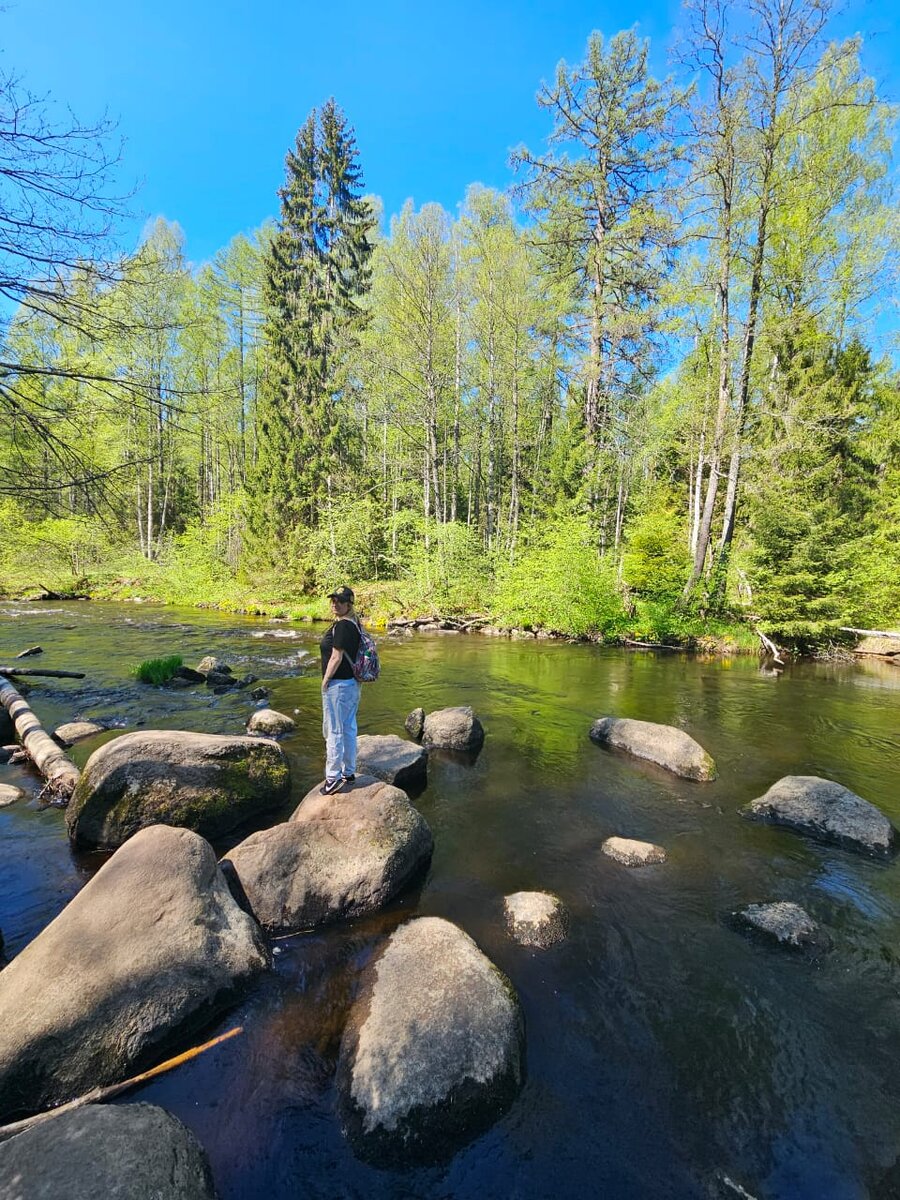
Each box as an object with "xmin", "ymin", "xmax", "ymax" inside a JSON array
[{"xmin": 320, "ymin": 618, "xmax": 361, "ymax": 679}]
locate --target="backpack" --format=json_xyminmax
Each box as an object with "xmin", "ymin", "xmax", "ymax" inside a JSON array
[{"xmin": 342, "ymin": 618, "xmax": 381, "ymax": 683}]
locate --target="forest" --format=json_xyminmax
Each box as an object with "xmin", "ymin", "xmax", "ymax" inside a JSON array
[{"xmin": 1, "ymin": 0, "xmax": 898, "ymax": 646}]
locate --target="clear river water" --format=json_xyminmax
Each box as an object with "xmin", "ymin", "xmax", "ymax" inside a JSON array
[{"xmin": 2, "ymin": 601, "xmax": 900, "ymax": 1199}]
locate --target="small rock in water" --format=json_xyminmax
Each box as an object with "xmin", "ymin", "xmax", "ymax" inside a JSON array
[
  {"xmin": 197, "ymin": 655, "xmax": 231, "ymax": 675},
  {"xmin": 52, "ymin": 720, "xmax": 107, "ymax": 746},
  {"xmin": 247, "ymin": 707, "xmax": 296, "ymax": 737},
  {"xmin": 731, "ymin": 901, "xmax": 828, "ymax": 951},
  {"xmin": 422, "ymin": 705, "xmax": 485, "ymax": 752},
  {"xmin": 250, "ymin": 686, "xmax": 269, "ymax": 701},
  {"xmin": 0, "ymin": 784, "xmax": 25, "ymax": 807},
  {"xmin": 589, "ymin": 716, "xmax": 717, "ymax": 781},
  {"xmin": 405, "ymin": 707, "xmax": 425, "ymax": 740},
  {"xmin": 356, "ymin": 734, "xmax": 427, "ymax": 790},
  {"xmin": 602, "ymin": 836, "xmax": 668, "ymax": 867},
  {"xmin": 740, "ymin": 775, "xmax": 897, "ymax": 857},
  {"xmin": 504, "ymin": 891, "xmax": 569, "ymax": 947},
  {"xmin": 0, "ymin": 1102, "xmax": 218, "ymax": 1199}
]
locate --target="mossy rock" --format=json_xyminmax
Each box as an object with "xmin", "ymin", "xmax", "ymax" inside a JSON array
[{"xmin": 66, "ymin": 730, "xmax": 291, "ymax": 850}]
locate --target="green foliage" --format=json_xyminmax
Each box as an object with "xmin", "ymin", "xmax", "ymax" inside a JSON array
[
  {"xmin": 133, "ymin": 656, "xmax": 183, "ymax": 685},
  {"xmin": 622, "ymin": 505, "xmax": 690, "ymax": 601},
  {"xmin": 494, "ymin": 511, "xmax": 627, "ymax": 636},
  {"xmin": 404, "ymin": 521, "xmax": 493, "ymax": 615}
]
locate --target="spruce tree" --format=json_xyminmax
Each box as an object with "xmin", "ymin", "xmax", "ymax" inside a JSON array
[{"xmin": 247, "ymin": 102, "xmax": 373, "ymax": 571}]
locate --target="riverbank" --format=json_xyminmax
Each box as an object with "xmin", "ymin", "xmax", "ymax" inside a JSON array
[{"xmin": 0, "ymin": 572, "xmax": 764, "ymax": 656}]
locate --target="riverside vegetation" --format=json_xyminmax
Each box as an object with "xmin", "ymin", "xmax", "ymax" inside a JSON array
[{"xmin": 1, "ymin": 0, "xmax": 899, "ymax": 650}]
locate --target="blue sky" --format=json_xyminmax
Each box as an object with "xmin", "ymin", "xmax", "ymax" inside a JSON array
[{"xmin": 2, "ymin": 0, "xmax": 897, "ymax": 268}]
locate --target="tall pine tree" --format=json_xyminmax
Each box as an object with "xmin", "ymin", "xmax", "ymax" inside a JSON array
[{"xmin": 247, "ymin": 102, "xmax": 373, "ymax": 575}]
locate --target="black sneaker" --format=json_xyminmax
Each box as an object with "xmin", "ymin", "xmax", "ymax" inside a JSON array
[
  {"xmin": 342, "ymin": 773, "xmax": 356, "ymax": 784},
  {"xmin": 322, "ymin": 777, "xmax": 343, "ymax": 795}
]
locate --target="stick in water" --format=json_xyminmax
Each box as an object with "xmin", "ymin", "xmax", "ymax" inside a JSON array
[{"xmin": 0, "ymin": 1026, "xmax": 243, "ymax": 1143}]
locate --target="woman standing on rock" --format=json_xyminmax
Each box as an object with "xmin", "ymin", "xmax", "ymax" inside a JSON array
[{"xmin": 320, "ymin": 586, "xmax": 362, "ymax": 795}]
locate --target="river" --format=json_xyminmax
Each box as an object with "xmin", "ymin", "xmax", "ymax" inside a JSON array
[{"xmin": 2, "ymin": 600, "xmax": 900, "ymax": 1199}]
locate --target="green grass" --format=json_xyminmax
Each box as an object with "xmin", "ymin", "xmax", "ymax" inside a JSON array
[{"xmin": 133, "ymin": 655, "xmax": 183, "ymax": 685}]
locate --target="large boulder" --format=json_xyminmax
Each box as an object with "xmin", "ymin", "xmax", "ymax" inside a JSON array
[
  {"xmin": 0, "ymin": 1102, "xmax": 217, "ymax": 1199},
  {"xmin": 740, "ymin": 775, "xmax": 897, "ymax": 857},
  {"xmin": 337, "ymin": 916, "xmax": 523, "ymax": 1165},
  {"xmin": 589, "ymin": 716, "xmax": 717, "ymax": 781},
  {"xmin": 66, "ymin": 730, "xmax": 291, "ymax": 850},
  {"xmin": 421, "ymin": 706, "xmax": 485, "ymax": 752},
  {"xmin": 504, "ymin": 891, "xmax": 569, "ymax": 948},
  {"xmin": 356, "ymin": 734, "xmax": 427, "ymax": 790},
  {"xmin": 0, "ymin": 825, "xmax": 268, "ymax": 1119},
  {"xmin": 223, "ymin": 776, "xmax": 432, "ymax": 934},
  {"xmin": 730, "ymin": 901, "xmax": 829, "ymax": 952},
  {"xmin": 52, "ymin": 719, "xmax": 106, "ymax": 747},
  {"xmin": 246, "ymin": 707, "xmax": 296, "ymax": 737}
]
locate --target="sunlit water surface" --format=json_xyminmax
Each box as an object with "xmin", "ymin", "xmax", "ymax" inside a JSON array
[{"xmin": 2, "ymin": 602, "xmax": 900, "ymax": 1199}]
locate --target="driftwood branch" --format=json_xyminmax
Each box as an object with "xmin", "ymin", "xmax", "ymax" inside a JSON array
[
  {"xmin": 624, "ymin": 639, "xmax": 679, "ymax": 650},
  {"xmin": 0, "ymin": 1026, "xmax": 243, "ymax": 1144},
  {"xmin": 0, "ymin": 668, "xmax": 85, "ymax": 679},
  {"xmin": 0, "ymin": 674, "xmax": 81, "ymax": 799},
  {"xmin": 755, "ymin": 630, "xmax": 785, "ymax": 665}
]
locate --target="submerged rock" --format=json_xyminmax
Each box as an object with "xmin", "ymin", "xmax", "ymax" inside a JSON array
[
  {"xmin": 173, "ymin": 665, "xmax": 206, "ymax": 683},
  {"xmin": 601, "ymin": 836, "xmax": 668, "ymax": 867},
  {"xmin": 0, "ymin": 1102, "xmax": 218, "ymax": 1199},
  {"xmin": 223, "ymin": 776, "xmax": 432, "ymax": 934},
  {"xmin": 246, "ymin": 707, "xmax": 296, "ymax": 737},
  {"xmin": 356, "ymin": 734, "xmax": 427, "ymax": 790},
  {"xmin": 740, "ymin": 775, "xmax": 897, "ymax": 857},
  {"xmin": 0, "ymin": 825, "xmax": 268, "ymax": 1120},
  {"xmin": 250, "ymin": 686, "xmax": 269, "ymax": 702},
  {"xmin": 422, "ymin": 706, "xmax": 485, "ymax": 752},
  {"xmin": 66, "ymin": 730, "xmax": 291, "ymax": 850},
  {"xmin": 589, "ymin": 716, "xmax": 717, "ymax": 781},
  {"xmin": 731, "ymin": 901, "xmax": 828, "ymax": 951},
  {"xmin": 337, "ymin": 916, "xmax": 523, "ymax": 1165},
  {"xmin": 52, "ymin": 719, "xmax": 106, "ymax": 746},
  {"xmin": 205, "ymin": 670, "xmax": 236, "ymax": 689},
  {"xmin": 0, "ymin": 784, "xmax": 24, "ymax": 808},
  {"xmin": 504, "ymin": 891, "xmax": 569, "ymax": 947},
  {"xmin": 405, "ymin": 707, "xmax": 425, "ymax": 740}
]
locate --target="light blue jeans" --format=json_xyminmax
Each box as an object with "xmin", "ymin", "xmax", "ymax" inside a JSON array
[{"xmin": 322, "ymin": 678, "xmax": 361, "ymax": 781}]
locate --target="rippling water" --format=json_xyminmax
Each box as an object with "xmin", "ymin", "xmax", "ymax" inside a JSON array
[{"xmin": 2, "ymin": 602, "xmax": 900, "ymax": 1198}]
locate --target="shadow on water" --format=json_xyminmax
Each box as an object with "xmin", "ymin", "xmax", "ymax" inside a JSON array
[{"xmin": 3, "ymin": 602, "xmax": 900, "ymax": 1197}]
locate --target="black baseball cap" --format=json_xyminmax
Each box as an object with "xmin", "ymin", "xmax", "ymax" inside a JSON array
[{"xmin": 327, "ymin": 586, "xmax": 355, "ymax": 604}]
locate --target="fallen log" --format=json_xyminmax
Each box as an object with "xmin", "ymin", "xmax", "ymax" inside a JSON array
[
  {"xmin": 15, "ymin": 646, "xmax": 42, "ymax": 658},
  {"xmin": 0, "ymin": 675, "xmax": 81, "ymax": 800},
  {"xmin": 0, "ymin": 1026, "xmax": 242, "ymax": 1144},
  {"xmin": 624, "ymin": 639, "xmax": 679, "ymax": 650},
  {"xmin": 839, "ymin": 626, "xmax": 900, "ymax": 638},
  {"xmin": 0, "ymin": 668, "xmax": 85, "ymax": 679}
]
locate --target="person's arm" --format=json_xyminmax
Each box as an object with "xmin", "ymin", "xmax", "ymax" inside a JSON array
[{"xmin": 322, "ymin": 647, "xmax": 343, "ymax": 691}]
